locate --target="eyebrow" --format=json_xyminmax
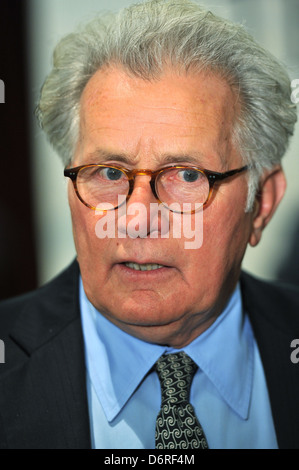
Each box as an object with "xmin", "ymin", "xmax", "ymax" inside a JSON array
[
  {"xmin": 85, "ymin": 148, "xmax": 224, "ymax": 169},
  {"xmin": 161, "ymin": 154, "xmax": 205, "ymax": 166},
  {"xmin": 86, "ymin": 149, "xmax": 134, "ymax": 165}
]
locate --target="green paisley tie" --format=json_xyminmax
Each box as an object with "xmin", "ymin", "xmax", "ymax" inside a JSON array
[{"xmin": 154, "ymin": 351, "xmax": 209, "ymax": 449}]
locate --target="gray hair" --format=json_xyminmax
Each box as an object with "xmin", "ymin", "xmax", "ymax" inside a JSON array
[{"xmin": 36, "ymin": 0, "xmax": 297, "ymax": 211}]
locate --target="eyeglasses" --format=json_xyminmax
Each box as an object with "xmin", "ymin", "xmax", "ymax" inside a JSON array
[{"xmin": 64, "ymin": 164, "xmax": 249, "ymax": 214}]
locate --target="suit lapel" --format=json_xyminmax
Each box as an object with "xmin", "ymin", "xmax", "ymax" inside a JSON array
[
  {"xmin": 0, "ymin": 261, "xmax": 91, "ymax": 449},
  {"xmin": 241, "ymin": 272, "xmax": 299, "ymax": 449}
]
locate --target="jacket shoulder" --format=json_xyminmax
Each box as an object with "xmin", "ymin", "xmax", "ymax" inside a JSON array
[
  {"xmin": 0, "ymin": 260, "xmax": 80, "ymax": 341},
  {"xmin": 240, "ymin": 271, "xmax": 299, "ymax": 331}
]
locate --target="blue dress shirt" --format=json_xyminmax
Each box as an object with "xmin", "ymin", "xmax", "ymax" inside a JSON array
[{"xmin": 79, "ymin": 278, "xmax": 278, "ymax": 449}]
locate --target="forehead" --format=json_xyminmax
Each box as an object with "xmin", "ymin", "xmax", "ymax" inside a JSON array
[{"xmin": 77, "ymin": 66, "xmax": 240, "ymax": 166}]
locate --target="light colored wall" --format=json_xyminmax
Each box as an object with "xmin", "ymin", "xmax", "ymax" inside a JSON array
[{"xmin": 27, "ymin": 0, "xmax": 299, "ymax": 285}]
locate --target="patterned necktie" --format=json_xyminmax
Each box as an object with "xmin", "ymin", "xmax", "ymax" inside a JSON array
[{"xmin": 154, "ymin": 351, "xmax": 209, "ymax": 449}]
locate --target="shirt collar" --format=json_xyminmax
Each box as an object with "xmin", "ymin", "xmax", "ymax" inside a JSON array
[
  {"xmin": 182, "ymin": 284, "xmax": 253, "ymax": 420},
  {"xmin": 80, "ymin": 279, "xmax": 253, "ymax": 422}
]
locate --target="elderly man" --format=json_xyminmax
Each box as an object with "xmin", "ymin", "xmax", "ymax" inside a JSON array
[{"xmin": 0, "ymin": 0, "xmax": 298, "ymax": 450}]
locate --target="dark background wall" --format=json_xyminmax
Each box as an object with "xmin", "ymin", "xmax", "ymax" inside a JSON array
[{"xmin": 0, "ymin": 0, "xmax": 37, "ymax": 300}]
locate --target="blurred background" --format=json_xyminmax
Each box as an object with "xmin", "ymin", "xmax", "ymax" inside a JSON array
[{"xmin": 0, "ymin": 0, "xmax": 298, "ymax": 300}]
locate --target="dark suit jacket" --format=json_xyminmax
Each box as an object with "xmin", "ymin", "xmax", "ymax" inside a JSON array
[{"xmin": 0, "ymin": 260, "xmax": 298, "ymax": 449}]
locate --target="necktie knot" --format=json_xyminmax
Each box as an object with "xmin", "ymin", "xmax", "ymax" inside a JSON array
[{"xmin": 154, "ymin": 352, "xmax": 198, "ymax": 405}]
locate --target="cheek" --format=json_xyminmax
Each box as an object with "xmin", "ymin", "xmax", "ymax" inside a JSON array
[
  {"xmin": 69, "ymin": 200, "xmax": 88, "ymax": 248},
  {"xmin": 178, "ymin": 208, "xmax": 251, "ymax": 310},
  {"xmin": 196, "ymin": 204, "xmax": 252, "ymax": 271},
  {"xmin": 68, "ymin": 186, "xmax": 100, "ymax": 256}
]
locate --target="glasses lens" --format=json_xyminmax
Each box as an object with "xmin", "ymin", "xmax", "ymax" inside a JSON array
[
  {"xmin": 77, "ymin": 165, "xmax": 129, "ymax": 210},
  {"xmin": 156, "ymin": 167, "xmax": 209, "ymax": 212}
]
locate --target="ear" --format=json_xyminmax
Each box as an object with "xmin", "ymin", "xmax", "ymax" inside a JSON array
[{"xmin": 249, "ymin": 166, "xmax": 286, "ymax": 247}]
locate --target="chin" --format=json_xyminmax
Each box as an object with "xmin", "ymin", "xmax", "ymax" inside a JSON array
[{"xmin": 102, "ymin": 297, "xmax": 184, "ymax": 329}]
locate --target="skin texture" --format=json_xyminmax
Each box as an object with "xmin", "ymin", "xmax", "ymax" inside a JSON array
[{"xmin": 68, "ymin": 66, "xmax": 286, "ymax": 348}]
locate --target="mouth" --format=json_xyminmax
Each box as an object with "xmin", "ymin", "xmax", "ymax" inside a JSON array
[{"xmin": 124, "ymin": 262, "xmax": 165, "ymax": 272}]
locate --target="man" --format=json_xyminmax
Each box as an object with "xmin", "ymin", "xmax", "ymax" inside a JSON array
[{"xmin": 0, "ymin": 0, "xmax": 298, "ymax": 449}]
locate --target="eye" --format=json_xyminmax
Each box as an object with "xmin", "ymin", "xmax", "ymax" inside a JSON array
[
  {"xmin": 101, "ymin": 167, "xmax": 125, "ymax": 181},
  {"xmin": 177, "ymin": 168, "xmax": 201, "ymax": 183}
]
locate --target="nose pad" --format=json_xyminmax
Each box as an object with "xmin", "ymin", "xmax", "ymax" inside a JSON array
[{"xmin": 117, "ymin": 176, "xmax": 170, "ymax": 238}]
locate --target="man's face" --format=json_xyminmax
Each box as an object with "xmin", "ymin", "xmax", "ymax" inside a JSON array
[{"xmin": 69, "ymin": 66, "xmax": 255, "ymax": 347}]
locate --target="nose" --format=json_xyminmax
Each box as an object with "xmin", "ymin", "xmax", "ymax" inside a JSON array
[{"xmin": 117, "ymin": 175, "xmax": 169, "ymax": 238}]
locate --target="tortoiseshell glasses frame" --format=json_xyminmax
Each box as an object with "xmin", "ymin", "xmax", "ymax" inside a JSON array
[{"xmin": 64, "ymin": 164, "xmax": 250, "ymax": 214}]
